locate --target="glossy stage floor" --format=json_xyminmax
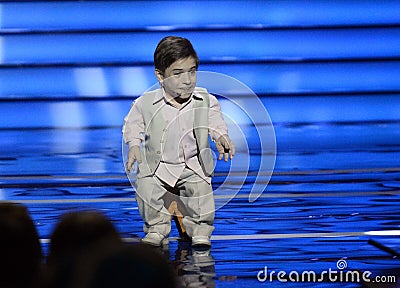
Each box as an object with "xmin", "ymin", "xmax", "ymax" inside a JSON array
[{"xmin": 1, "ymin": 95, "xmax": 400, "ymax": 288}]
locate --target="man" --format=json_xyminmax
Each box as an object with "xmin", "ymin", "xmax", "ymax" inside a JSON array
[{"xmin": 123, "ymin": 36, "xmax": 234, "ymax": 247}]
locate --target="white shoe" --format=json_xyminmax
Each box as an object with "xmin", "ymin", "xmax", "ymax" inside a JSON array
[
  {"xmin": 191, "ymin": 236, "xmax": 211, "ymax": 247},
  {"xmin": 141, "ymin": 232, "xmax": 169, "ymax": 246}
]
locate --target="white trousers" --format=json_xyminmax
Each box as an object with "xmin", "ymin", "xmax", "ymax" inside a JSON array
[{"xmin": 135, "ymin": 167, "xmax": 215, "ymax": 238}]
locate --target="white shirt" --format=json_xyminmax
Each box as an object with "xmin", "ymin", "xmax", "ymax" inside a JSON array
[{"xmin": 123, "ymin": 88, "xmax": 228, "ymax": 186}]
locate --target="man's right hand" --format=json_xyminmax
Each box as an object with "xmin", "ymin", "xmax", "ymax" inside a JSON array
[{"xmin": 126, "ymin": 145, "xmax": 142, "ymax": 173}]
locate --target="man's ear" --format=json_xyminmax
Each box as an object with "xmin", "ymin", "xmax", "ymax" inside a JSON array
[{"xmin": 154, "ymin": 69, "xmax": 164, "ymax": 82}]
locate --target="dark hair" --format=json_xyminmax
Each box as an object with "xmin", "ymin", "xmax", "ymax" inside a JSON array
[
  {"xmin": 154, "ymin": 36, "xmax": 199, "ymax": 75},
  {"xmin": 46, "ymin": 210, "xmax": 122, "ymax": 288},
  {"xmin": 0, "ymin": 203, "xmax": 43, "ymax": 288},
  {"xmin": 47, "ymin": 210, "xmax": 121, "ymax": 265}
]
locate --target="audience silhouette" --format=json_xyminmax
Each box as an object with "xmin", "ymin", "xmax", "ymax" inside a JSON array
[
  {"xmin": 45, "ymin": 210, "xmax": 123, "ymax": 288},
  {"xmin": 0, "ymin": 202, "xmax": 43, "ymax": 288},
  {"xmin": 1, "ymin": 206, "xmax": 180, "ymax": 288}
]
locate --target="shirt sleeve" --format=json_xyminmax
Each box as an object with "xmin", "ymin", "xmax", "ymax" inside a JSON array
[
  {"xmin": 208, "ymin": 94, "xmax": 229, "ymax": 141},
  {"xmin": 122, "ymin": 98, "xmax": 145, "ymax": 148}
]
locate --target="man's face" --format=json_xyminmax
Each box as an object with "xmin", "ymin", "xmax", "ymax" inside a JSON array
[{"xmin": 156, "ymin": 56, "xmax": 197, "ymax": 102}]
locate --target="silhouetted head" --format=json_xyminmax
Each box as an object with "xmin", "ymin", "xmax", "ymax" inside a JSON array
[
  {"xmin": 0, "ymin": 202, "xmax": 43, "ymax": 288},
  {"xmin": 46, "ymin": 210, "xmax": 122, "ymax": 288}
]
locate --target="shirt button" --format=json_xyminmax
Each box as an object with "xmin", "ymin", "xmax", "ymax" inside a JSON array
[{"xmin": 156, "ymin": 151, "xmax": 161, "ymax": 154}]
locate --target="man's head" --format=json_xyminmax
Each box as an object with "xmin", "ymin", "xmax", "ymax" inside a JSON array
[
  {"xmin": 154, "ymin": 36, "xmax": 199, "ymax": 102},
  {"xmin": 154, "ymin": 36, "xmax": 199, "ymax": 75}
]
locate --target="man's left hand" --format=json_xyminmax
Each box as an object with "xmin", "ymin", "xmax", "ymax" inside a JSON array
[{"xmin": 216, "ymin": 134, "xmax": 235, "ymax": 162}]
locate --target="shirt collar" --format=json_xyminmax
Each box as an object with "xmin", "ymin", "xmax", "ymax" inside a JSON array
[{"xmin": 152, "ymin": 87, "xmax": 203, "ymax": 105}]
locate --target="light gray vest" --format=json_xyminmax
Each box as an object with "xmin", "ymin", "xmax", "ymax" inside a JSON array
[{"xmin": 137, "ymin": 87, "xmax": 214, "ymax": 178}]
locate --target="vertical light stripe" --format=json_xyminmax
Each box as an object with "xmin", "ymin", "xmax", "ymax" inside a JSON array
[
  {"xmin": 49, "ymin": 101, "xmax": 86, "ymax": 128},
  {"xmin": 97, "ymin": 101, "xmax": 124, "ymax": 126},
  {"xmin": 76, "ymin": 158, "xmax": 107, "ymax": 174},
  {"xmin": 0, "ymin": 189, "xmax": 6, "ymax": 200},
  {"xmin": 0, "ymin": 4, "xmax": 3, "ymax": 29},
  {"xmin": 49, "ymin": 127, "xmax": 84, "ymax": 155},
  {"xmin": 0, "ymin": 5, "xmax": 4, "ymax": 64},
  {"xmin": 0, "ymin": 37, "xmax": 4, "ymax": 64},
  {"xmin": 119, "ymin": 67, "xmax": 150, "ymax": 96},
  {"xmin": 74, "ymin": 67, "xmax": 109, "ymax": 97}
]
